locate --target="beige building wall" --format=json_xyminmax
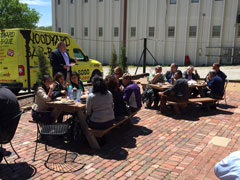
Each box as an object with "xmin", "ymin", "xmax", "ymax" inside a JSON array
[{"xmin": 52, "ymin": 0, "xmax": 240, "ymax": 66}]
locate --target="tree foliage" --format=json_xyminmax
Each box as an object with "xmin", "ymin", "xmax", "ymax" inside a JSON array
[
  {"xmin": 35, "ymin": 46, "xmax": 50, "ymax": 86},
  {"xmin": 120, "ymin": 45, "xmax": 128, "ymax": 73},
  {"xmin": 0, "ymin": 0, "xmax": 40, "ymax": 29},
  {"xmin": 37, "ymin": 26, "xmax": 52, "ymax": 31},
  {"xmin": 109, "ymin": 44, "xmax": 118, "ymax": 75}
]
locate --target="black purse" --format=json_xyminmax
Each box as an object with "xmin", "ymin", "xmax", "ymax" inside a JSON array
[{"xmin": 32, "ymin": 110, "xmax": 53, "ymax": 124}]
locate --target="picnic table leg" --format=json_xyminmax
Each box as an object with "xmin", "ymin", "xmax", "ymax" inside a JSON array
[
  {"xmin": 173, "ymin": 104, "xmax": 181, "ymax": 114},
  {"xmin": 76, "ymin": 110, "xmax": 100, "ymax": 150},
  {"xmin": 197, "ymin": 87, "xmax": 205, "ymax": 97}
]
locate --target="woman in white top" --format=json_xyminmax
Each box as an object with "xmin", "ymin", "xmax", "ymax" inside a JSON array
[
  {"xmin": 86, "ymin": 75, "xmax": 114, "ymax": 129},
  {"xmin": 32, "ymin": 75, "xmax": 55, "ymax": 123}
]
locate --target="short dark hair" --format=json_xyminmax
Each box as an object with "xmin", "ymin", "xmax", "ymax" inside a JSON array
[
  {"xmin": 213, "ymin": 62, "xmax": 220, "ymax": 68},
  {"xmin": 105, "ymin": 75, "xmax": 118, "ymax": 92},
  {"xmin": 54, "ymin": 72, "xmax": 64, "ymax": 82},
  {"xmin": 92, "ymin": 75, "xmax": 108, "ymax": 95},
  {"xmin": 175, "ymin": 70, "xmax": 182, "ymax": 78},
  {"xmin": 171, "ymin": 63, "xmax": 178, "ymax": 69},
  {"xmin": 71, "ymin": 71, "xmax": 80, "ymax": 81}
]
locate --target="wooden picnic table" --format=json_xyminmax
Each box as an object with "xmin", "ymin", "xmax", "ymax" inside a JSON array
[
  {"xmin": 46, "ymin": 101, "xmax": 100, "ymax": 150},
  {"xmin": 146, "ymin": 82, "xmax": 207, "ymax": 97}
]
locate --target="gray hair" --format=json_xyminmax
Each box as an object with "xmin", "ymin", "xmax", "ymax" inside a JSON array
[{"xmin": 209, "ymin": 70, "xmax": 217, "ymax": 76}]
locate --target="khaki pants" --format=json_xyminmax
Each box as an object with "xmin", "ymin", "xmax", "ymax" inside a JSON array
[{"xmin": 66, "ymin": 72, "xmax": 70, "ymax": 83}]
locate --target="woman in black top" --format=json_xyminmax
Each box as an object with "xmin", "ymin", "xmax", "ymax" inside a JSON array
[
  {"xmin": 105, "ymin": 75, "xmax": 127, "ymax": 121},
  {"xmin": 52, "ymin": 72, "xmax": 68, "ymax": 100}
]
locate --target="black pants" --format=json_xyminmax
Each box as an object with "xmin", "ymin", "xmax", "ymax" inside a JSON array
[
  {"xmin": 88, "ymin": 119, "xmax": 114, "ymax": 130},
  {"xmin": 153, "ymin": 89, "xmax": 160, "ymax": 107}
]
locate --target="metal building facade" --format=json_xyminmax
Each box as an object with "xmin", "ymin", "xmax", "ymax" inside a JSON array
[{"xmin": 52, "ymin": 0, "xmax": 240, "ymax": 66}]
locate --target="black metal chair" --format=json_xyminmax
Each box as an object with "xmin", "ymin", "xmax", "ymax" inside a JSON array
[
  {"xmin": 0, "ymin": 110, "xmax": 24, "ymax": 169},
  {"xmin": 32, "ymin": 113, "xmax": 70, "ymax": 162}
]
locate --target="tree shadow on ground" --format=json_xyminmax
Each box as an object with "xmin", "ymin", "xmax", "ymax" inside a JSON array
[
  {"xmin": 0, "ymin": 162, "xmax": 36, "ymax": 180},
  {"xmin": 163, "ymin": 103, "xmax": 235, "ymax": 121},
  {"xmin": 34, "ymin": 118, "xmax": 152, "ymax": 161}
]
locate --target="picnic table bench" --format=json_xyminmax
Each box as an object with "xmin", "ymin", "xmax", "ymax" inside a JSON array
[
  {"xmin": 167, "ymin": 97, "xmax": 221, "ymax": 114},
  {"xmin": 89, "ymin": 110, "xmax": 139, "ymax": 138}
]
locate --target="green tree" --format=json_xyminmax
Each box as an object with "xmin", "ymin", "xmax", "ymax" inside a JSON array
[
  {"xmin": 0, "ymin": 0, "xmax": 40, "ymax": 29},
  {"xmin": 109, "ymin": 44, "xmax": 118, "ymax": 75},
  {"xmin": 120, "ymin": 45, "xmax": 128, "ymax": 73},
  {"xmin": 37, "ymin": 26, "xmax": 52, "ymax": 31},
  {"xmin": 34, "ymin": 46, "xmax": 50, "ymax": 89}
]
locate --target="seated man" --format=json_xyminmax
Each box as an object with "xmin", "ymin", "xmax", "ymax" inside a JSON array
[
  {"xmin": 158, "ymin": 70, "xmax": 190, "ymax": 114},
  {"xmin": 213, "ymin": 62, "xmax": 227, "ymax": 81},
  {"xmin": 183, "ymin": 65, "xmax": 200, "ymax": 81},
  {"xmin": 204, "ymin": 70, "xmax": 224, "ymax": 99},
  {"xmin": 183, "ymin": 65, "xmax": 200, "ymax": 97},
  {"xmin": 165, "ymin": 63, "xmax": 178, "ymax": 83},
  {"xmin": 148, "ymin": 66, "xmax": 166, "ymax": 108},
  {"xmin": 0, "ymin": 87, "xmax": 20, "ymax": 163},
  {"xmin": 122, "ymin": 73, "xmax": 142, "ymax": 113}
]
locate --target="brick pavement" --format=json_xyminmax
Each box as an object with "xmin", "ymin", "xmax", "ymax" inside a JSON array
[{"xmin": 0, "ymin": 84, "xmax": 240, "ymax": 180}]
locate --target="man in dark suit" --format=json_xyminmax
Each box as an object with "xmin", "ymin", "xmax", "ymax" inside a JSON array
[
  {"xmin": 165, "ymin": 63, "xmax": 178, "ymax": 83},
  {"xmin": 50, "ymin": 41, "xmax": 76, "ymax": 82},
  {"xmin": 158, "ymin": 70, "xmax": 190, "ymax": 114}
]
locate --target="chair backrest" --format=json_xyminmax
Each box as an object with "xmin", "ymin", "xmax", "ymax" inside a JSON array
[
  {"xmin": 0, "ymin": 110, "xmax": 24, "ymax": 144},
  {"xmin": 224, "ymin": 79, "xmax": 229, "ymax": 90}
]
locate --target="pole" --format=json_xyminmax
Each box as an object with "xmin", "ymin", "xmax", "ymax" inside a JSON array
[
  {"xmin": 123, "ymin": 0, "xmax": 127, "ymax": 48},
  {"xmin": 143, "ymin": 38, "xmax": 147, "ymax": 73}
]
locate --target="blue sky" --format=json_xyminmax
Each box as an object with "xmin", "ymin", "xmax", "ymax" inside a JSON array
[{"xmin": 19, "ymin": 0, "xmax": 52, "ymax": 27}]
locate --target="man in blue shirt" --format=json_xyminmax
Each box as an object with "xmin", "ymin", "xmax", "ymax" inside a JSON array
[
  {"xmin": 204, "ymin": 70, "xmax": 224, "ymax": 99},
  {"xmin": 213, "ymin": 62, "xmax": 227, "ymax": 82},
  {"xmin": 165, "ymin": 63, "xmax": 178, "ymax": 83}
]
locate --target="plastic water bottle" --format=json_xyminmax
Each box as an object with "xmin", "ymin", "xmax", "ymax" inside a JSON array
[
  {"xmin": 76, "ymin": 89, "xmax": 81, "ymax": 102},
  {"xmin": 73, "ymin": 87, "xmax": 77, "ymax": 100},
  {"xmin": 68, "ymin": 85, "xmax": 74, "ymax": 100}
]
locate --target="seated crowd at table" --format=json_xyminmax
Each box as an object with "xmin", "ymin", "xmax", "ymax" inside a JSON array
[
  {"xmin": 32, "ymin": 67, "xmax": 142, "ymax": 130},
  {"xmin": 145, "ymin": 62, "xmax": 227, "ymax": 114},
  {"xmin": 32, "ymin": 62, "xmax": 227, "ymax": 128}
]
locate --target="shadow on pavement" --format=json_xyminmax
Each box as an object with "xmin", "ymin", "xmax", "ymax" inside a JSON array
[
  {"xmin": 73, "ymin": 122, "xmax": 152, "ymax": 160},
  {"xmin": 33, "ymin": 119, "xmax": 152, "ymax": 161},
  {"xmin": 0, "ymin": 162, "xmax": 36, "ymax": 180},
  {"xmin": 163, "ymin": 103, "xmax": 235, "ymax": 121}
]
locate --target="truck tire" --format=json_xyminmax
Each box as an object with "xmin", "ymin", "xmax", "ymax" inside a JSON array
[{"xmin": 89, "ymin": 70, "xmax": 102, "ymax": 82}]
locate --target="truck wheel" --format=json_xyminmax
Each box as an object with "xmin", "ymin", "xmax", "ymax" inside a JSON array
[{"xmin": 89, "ymin": 70, "xmax": 102, "ymax": 82}]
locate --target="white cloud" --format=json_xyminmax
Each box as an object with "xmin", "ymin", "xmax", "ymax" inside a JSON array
[{"xmin": 19, "ymin": 0, "xmax": 51, "ymax": 6}]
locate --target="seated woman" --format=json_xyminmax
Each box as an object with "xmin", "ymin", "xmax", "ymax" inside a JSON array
[
  {"xmin": 113, "ymin": 66, "xmax": 124, "ymax": 87},
  {"xmin": 32, "ymin": 75, "xmax": 55, "ymax": 124},
  {"xmin": 105, "ymin": 75, "xmax": 127, "ymax": 121},
  {"xmin": 86, "ymin": 75, "xmax": 114, "ymax": 130},
  {"xmin": 70, "ymin": 71, "xmax": 84, "ymax": 92},
  {"xmin": 52, "ymin": 72, "xmax": 68, "ymax": 100}
]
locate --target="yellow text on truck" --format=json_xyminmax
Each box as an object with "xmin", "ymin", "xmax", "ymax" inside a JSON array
[{"xmin": 0, "ymin": 29, "xmax": 103, "ymax": 94}]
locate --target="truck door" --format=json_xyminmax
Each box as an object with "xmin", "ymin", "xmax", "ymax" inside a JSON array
[{"xmin": 72, "ymin": 48, "xmax": 91, "ymax": 82}]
